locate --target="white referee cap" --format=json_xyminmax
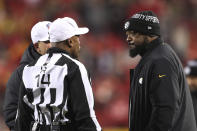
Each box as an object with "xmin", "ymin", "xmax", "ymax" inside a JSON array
[
  {"xmin": 49, "ymin": 17, "xmax": 89, "ymax": 42},
  {"xmin": 31, "ymin": 21, "xmax": 51, "ymax": 44}
]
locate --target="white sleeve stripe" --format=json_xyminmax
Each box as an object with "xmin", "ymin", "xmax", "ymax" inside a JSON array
[
  {"xmin": 63, "ymin": 54, "xmax": 101, "ymax": 131},
  {"xmin": 77, "ymin": 62, "xmax": 102, "ymax": 131}
]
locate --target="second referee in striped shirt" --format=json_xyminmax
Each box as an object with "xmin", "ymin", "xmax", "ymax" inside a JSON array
[{"xmin": 15, "ymin": 17, "xmax": 102, "ymax": 131}]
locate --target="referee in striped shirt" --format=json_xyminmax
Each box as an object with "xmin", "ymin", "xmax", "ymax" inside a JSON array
[{"xmin": 15, "ymin": 17, "xmax": 102, "ymax": 131}]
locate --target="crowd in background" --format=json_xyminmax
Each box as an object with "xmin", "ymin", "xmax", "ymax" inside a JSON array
[{"xmin": 0, "ymin": 0, "xmax": 197, "ymax": 130}]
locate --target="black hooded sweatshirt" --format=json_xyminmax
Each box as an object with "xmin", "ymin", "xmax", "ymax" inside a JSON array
[
  {"xmin": 3, "ymin": 44, "xmax": 41, "ymax": 130},
  {"xmin": 129, "ymin": 37, "xmax": 197, "ymax": 131}
]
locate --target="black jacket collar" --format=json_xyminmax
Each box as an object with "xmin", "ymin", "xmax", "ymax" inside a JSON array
[
  {"xmin": 140, "ymin": 37, "xmax": 163, "ymax": 57},
  {"xmin": 135, "ymin": 37, "xmax": 163, "ymax": 70},
  {"xmin": 19, "ymin": 43, "xmax": 41, "ymax": 65},
  {"xmin": 47, "ymin": 47, "xmax": 70, "ymax": 56}
]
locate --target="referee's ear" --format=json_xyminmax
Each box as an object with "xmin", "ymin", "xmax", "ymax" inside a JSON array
[
  {"xmin": 33, "ymin": 43, "xmax": 40, "ymax": 53},
  {"xmin": 63, "ymin": 39, "xmax": 72, "ymax": 48},
  {"xmin": 67, "ymin": 39, "xmax": 72, "ymax": 48}
]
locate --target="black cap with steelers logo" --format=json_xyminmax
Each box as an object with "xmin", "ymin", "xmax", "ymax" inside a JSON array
[{"xmin": 124, "ymin": 11, "xmax": 161, "ymax": 36}]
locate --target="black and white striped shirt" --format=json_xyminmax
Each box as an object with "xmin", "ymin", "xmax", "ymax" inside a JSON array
[{"xmin": 17, "ymin": 47, "xmax": 101, "ymax": 131}]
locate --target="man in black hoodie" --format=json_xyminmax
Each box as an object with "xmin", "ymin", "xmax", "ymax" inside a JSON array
[
  {"xmin": 3, "ymin": 21, "xmax": 52, "ymax": 131},
  {"xmin": 124, "ymin": 11, "xmax": 197, "ymax": 131}
]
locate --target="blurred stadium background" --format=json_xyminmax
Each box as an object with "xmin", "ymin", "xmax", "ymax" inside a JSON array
[{"xmin": 0, "ymin": 0, "xmax": 197, "ymax": 130}]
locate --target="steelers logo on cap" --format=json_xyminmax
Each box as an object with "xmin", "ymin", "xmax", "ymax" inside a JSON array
[{"xmin": 124, "ymin": 21, "xmax": 130, "ymax": 30}]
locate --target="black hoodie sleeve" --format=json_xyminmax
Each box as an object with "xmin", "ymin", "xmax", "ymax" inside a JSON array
[
  {"xmin": 3, "ymin": 65, "xmax": 25, "ymax": 130},
  {"xmin": 15, "ymin": 81, "xmax": 34, "ymax": 131},
  {"xmin": 147, "ymin": 59, "xmax": 179, "ymax": 131}
]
